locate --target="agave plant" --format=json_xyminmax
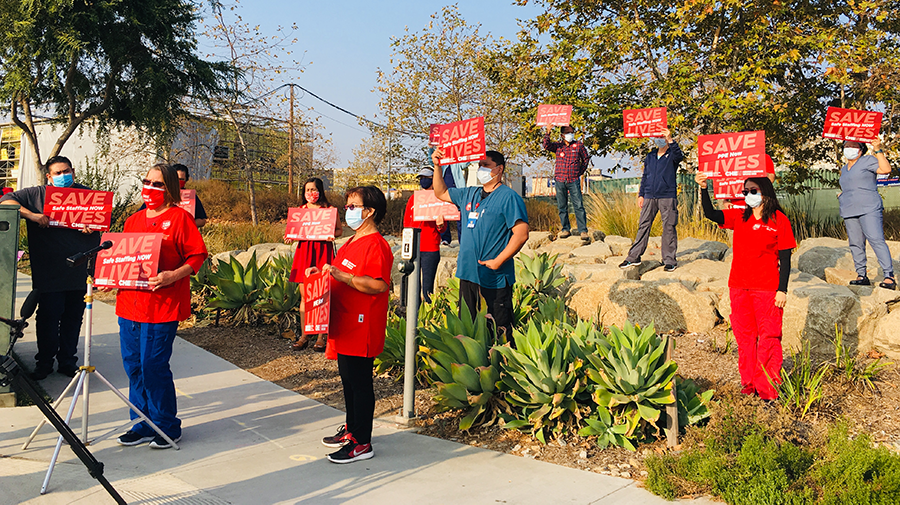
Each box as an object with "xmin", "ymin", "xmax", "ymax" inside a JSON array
[
  {"xmin": 676, "ymin": 376, "xmax": 714, "ymax": 428},
  {"xmin": 495, "ymin": 319, "xmax": 589, "ymax": 443},
  {"xmin": 374, "ymin": 312, "xmax": 424, "ymax": 377},
  {"xmin": 578, "ymin": 406, "xmax": 635, "ymax": 451},
  {"xmin": 208, "ymin": 251, "xmax": 268, "ymax": 325},
  {"xmin": 190, "ymin": 258, "xmax": 214, "ymax": 295},
  {"xmin": 419, "ymin": 277, "xmax": 461, "ymax": 329},
  {"xmin": 584, "ymin": 322, "xmax": 677, "ymax": 439},
  {"xmin": 255, "ymin": 255, "xmax": 301, "ymax": 332},
  {"xmin": 419, "ymin": 301, "xmax": 506, "ymax": 430},
  {"xmin": 515, "ymin": 252, "xmax": 566, "ymax": 296}
]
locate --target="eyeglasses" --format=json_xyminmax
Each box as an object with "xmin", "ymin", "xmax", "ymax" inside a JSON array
[
  {"xmin": 142, "ymin": 179, "xmax": 166, "ymax": 189},
  {"xmin": 741, "ymin": 188, "xmax": 759, "ymax": 196},
  {"xmin": 344, "ymin": 204, "xmax": 367, "ymax": 211}
]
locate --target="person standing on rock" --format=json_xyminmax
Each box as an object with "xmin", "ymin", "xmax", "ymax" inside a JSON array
[
  {"xmin": 402, "ymin": 167, "xmax": 446, "ymax": 303},
  {"xmin": 695, "ymin": 173, "xmax": 796, "ymax": 400},
  {"xmin": 431, "ymin": 147, "xmax": 529, "ymax": 341},
  {"xmin": 620, "ymin": 128, "xmax": 683, "ymax": 272},
  {"xmin": 837, "ymin": 138, "xmax": 894, "ymax": 290},
  {"xmin": 543, "ymin": 125, "xmax": 590, "ymax": 241}
]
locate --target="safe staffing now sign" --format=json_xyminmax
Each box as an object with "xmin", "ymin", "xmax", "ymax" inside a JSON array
[
  {"xmin": 304, "ymin": 271, "xmax": 331, "ymax": 334},
  {"xmin": 698, "ymin": 131, "xmax": 767, "ymax": 178},
  {"xmin": 43, "ymin": 187, "xmax": 113, "ymax": 231},
  {"xmin": 285, "ymin": 207, "xmax": 339, "ymax": 241},
  {"xmin": 536, "ymin": 104, "xmax": 573, "ymax": 127},
  {"xmin": 178, "ymin": 189, "xmax": 197, "ymax": 217},
  {"xmin": 822, "ymin": 107, "xmax": 882, "ymax": 143},
  {"xmin": 437, "ymin": 117, "xmax": 486, "ymax": 165},
  {"xmin": 94, "ymin": 232, "xmax": 163, "ymax": 290},
  {"xmin": 412, "ymin": 190, "xmax": 461, "ymax": 221},
  {"xmin": 623, "ymin": 107, "xmax": 667, "ymax": 138}
]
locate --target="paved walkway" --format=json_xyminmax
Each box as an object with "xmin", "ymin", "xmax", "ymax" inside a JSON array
[{"xmin": 1, "ymin": 273, "xmax": 717, "ymax": 504}]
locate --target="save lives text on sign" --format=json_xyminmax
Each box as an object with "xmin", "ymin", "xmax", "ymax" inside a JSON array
[
  {"xmin": 535, "ymin": 104, "xmax": 573, "ymax": 127},
  {"xmin": 43, "ymin": 186, "xmax": 114, "ymax": 231},
  {"xmin": 698, "ymin": 131, "xmax": 766, "ymax": 200},
  {"xmin": 304, "ymin": 271, "xmax": 331, "ymax": 334},
  {"xmin": 284, "ymin": 207, "xmax": 338, "ymax": 241},
  {"xmin": 94, "ymin": 232, "xmax": 163, "ymax": 290},
  {"xmin": 437, "ymin": 117, "xmax": 486, "ymax": 165},
  {"xmin": 412, "ymin": 190, "xmax": 461, "ymax": 222},
  {"xmin": 822, "ymin": 107, "xmax": 882, "ymax": 143},
  {"xmin": 623, "ymin": 107, "xmax": 667, "ymax": 138}
]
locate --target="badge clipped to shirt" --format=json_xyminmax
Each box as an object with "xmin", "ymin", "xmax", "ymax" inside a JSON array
[{"xmin": 467, "ymin": 211, "xmax": 479, "ymax": 229}]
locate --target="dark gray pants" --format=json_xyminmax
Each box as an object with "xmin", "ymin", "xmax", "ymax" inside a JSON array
[
  {"xmin": 844, "ymin": 211, "xmax": 894, "ymax": 279},
  {"xmin": 625, "ymin": 197, "xmax": 678, "ymax": 266}
]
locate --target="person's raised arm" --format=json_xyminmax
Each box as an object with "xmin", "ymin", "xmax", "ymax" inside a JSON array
[
  {"xmin": 872, "ymin": 137, "xmax": 892, "ymax": 175},
  {"xmin": 478, "ymin": 221, "xmax": 530, "ymax": 270},
  {"xmin": 430, "ymin": 148, "xmax": 452, "ymax": 202},
  {"xmin": 695, "ymin": 173, "xmax": 725, "ymax": 225}
]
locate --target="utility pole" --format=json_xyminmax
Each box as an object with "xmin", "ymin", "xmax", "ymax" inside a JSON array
[{"xmin": 288, "ymin": 85, "xmax": 295, "ymax": 194}]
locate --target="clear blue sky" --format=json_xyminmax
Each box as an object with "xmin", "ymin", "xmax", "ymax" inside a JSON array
[{"xmin": 201, "ymin": 0, "xmax": 545, "ymax": 168}]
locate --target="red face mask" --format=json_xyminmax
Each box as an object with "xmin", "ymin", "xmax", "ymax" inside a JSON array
[
  {"xmin": 305, "ymin": 191, "xmax": 319, "ymax": 203},
  {"xmin": 178, "ymin": 180, "xmax": 187, "ymax": 189},
  {"xmin": 142, "ymin": 186, "xmax": 167, "ymax": 210}
]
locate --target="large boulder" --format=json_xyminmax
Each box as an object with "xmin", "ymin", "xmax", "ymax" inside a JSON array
[
  {"xmin": 434, "ymin": 258, "xmax": 458, "ymax": 289},
  {"xmin": 568, "ymin": 278, "xmax": 719, "ymax": 333},
  {"xmin": 604, "ymin": 235, "xmax": 633, "ymax": 257},
  {"xmin": 561, "ymin": 263, "xmax": 628, "ymax": 283},
  {"xmin": 873, "ymin": 309, "xmax": 900, "ymax": 359},
  {"xmin": 675, "ymin": 237, "xmax": 730, "ymax": 263},
  {"xmin": 824, "ymin": 267, "xmax": 858, "ymax": 286},
  {"xmin": 641, "ymin": 259, "xmax": 731, "ymax": 288},
  {"xmin": 850, "ymin": 285, "xmax": 900, "ymax": 354},
  {"xmin": 793, "ymin": 237, "xmax": 900, "ymax": 281},
  {"xmin": 783, "ymin": 271, "xmax": 859, "ymax": 354},
  {"xmin": 567, "ymin": 241, "xmax": 615, "ymax": 261},
  {"xmin": 538, "ymin": 236, "xmax": 592, "ymax": 258},
  {"xmin": 604, "ymin": 256, "xmax": 663, "ymax": 278},
  {"xmin": 236, "ymin": 243, "xmax": 293, "ymax": 267}
]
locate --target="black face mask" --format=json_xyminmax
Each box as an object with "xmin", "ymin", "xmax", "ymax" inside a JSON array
[{"xmin": 420, "ymin": 177, "xmax": 433, "ymax": 189}]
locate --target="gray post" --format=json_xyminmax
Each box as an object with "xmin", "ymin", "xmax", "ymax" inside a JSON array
[{"xmin": 401, "ymin": 228, "xmax": 420, "ymax": 422}]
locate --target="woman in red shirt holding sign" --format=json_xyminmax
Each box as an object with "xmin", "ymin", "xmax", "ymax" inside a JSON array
[
  {"xmin": 115, "ymin": 164, "xmax": 208, "ymax": 449},
  {"xmin": 402, "ymin": 167, "xmax": 447, "ymax": 303},
  {"xmin": 696, "ymin": 173, "xmax": 796, "ymax": 400},
  {"xmin": 289, "ymin": 177, "xmax": 343, "ymax": 351},
  {"xmin": 309, "ymin": 186, "xmax": 393, "ymax": 464}
]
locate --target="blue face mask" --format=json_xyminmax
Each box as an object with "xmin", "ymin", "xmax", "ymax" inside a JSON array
[
  {"xmin": 652, "ymin": 137, "xmax": 667, "ymax": 149},
  {"xmin": 51, "ymin": 172, "xmax": 74, "ymax": 188},
  {"xmin": 346, "ymin": 207, "xmax": 366, "ymax": 230},
  {"xmin": 420, "ymin": 177, "xmax": 433, "ymax": 189}
]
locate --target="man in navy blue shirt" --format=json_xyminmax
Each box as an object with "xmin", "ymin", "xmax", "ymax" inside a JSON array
[
  {"xmin": 431, "ymin": 148, "xmax": 529, "ymax": 341},
  {"xmin": 620, "ymin": 128, "xmax": 683, "ymax": 272}
]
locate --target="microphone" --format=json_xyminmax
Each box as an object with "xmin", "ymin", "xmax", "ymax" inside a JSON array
[{"xmin": 67, "ymin": 240, "xmax": 113, "ymax": 268}]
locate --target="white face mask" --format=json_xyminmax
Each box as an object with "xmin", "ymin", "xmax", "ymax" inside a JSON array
[
  {"xmin": 477, "ymin": 167, "xmax": 495, "ymax": 185},
  {"xmin": 345, "ymin": 207, "xmax": 366, "ymax": 230},
  {"xmin": 744, "ymin": 192, "xmax": 763, "ymax": 208},
  {"xmin": 843, "ymin": 147, "xmax": 861, "ymax": 160},
  {"xmin": 652, "ymin": 137, "xmax": 667, "ymax": 148},
  {"xmin": 563, "ymin": 133, "xmax": 575, "ymax": 142}
]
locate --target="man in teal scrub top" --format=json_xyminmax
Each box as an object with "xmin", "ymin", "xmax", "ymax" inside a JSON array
[{"xmin": 431, "ymin": 148, "xmax": 529, "ymax": 340}]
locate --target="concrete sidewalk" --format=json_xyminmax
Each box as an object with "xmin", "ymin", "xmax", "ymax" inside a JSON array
[{"xmin": 1, "ymin": 273, "xmax": 717, "ymax": 504}]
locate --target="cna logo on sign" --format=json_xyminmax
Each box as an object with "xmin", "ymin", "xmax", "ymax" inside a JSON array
[{"xmin": 342, "ymin": 258, "xmax": 356, "ymax": 270}]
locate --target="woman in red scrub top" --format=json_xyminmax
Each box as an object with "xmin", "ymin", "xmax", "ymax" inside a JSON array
[
  {"xmin": 309, "ymin": 186, "xmax": 393, "ymax": 464},
  {"xmin": 696, "ymin": 173, "xmax": 796, "ymax": 400},
  {"xmin": 115, "ymin": 163, "xmax": 208, "ymax": 449}
]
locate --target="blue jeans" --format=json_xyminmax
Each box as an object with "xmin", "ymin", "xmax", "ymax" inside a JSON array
[
  {"xmin": 119, "ymin": 318, "xmax": 181, "ymax": 439},
  {"xmin": 555, "ymin": 180, "xmax": 588, "ymax": 233},
  {"xmin": 419, "ymin": 251, "xmax": 441, "ymax": 304},
  {"xmin": 844, "ymin": 211, "xmax": 894, "ymax": 279}
]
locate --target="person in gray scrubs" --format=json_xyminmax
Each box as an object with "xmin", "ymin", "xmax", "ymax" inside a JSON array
[{"xmin": 839, "ymin": 137, "xmax": 894, "ymax": 289}]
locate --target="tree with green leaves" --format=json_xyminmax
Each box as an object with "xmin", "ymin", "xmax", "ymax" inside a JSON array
[
  {"xmin": 0, "ymin": 0, "xmax": 232, "ymax": 180},
  {"xmin": 490, "ymin": 0, "xmax": 900, "ymax": 190}
]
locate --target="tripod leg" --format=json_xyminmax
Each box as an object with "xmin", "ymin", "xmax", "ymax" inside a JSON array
[
  {"xmin": 41, "ymin": 371, "xmax": 86, "ymax": 495},
  {"xmin": 22, "ymin": 371, "xmax": 82, "ymax": 450},
  {"xmin": 91, "ymin": 371, "xmax": 180, "ymax": 450}
]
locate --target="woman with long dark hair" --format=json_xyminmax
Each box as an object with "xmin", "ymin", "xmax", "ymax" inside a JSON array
[
  {"xmin": 288, "ymin": 177, "xmax": 343, "ymax": 351},
  {"xmin": 695, "ymin": 174, "xmax": 796, "ymax": 400}
]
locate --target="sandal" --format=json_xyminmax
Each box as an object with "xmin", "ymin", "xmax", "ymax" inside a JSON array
[
  {"xmin": 313, "ymin": 334, "xmax": 327, "ymax": 353},
  {"xmin": 849, "ymin": 276, "xmax": 871, "ymax": 286},
  {"xmin": 879, "ymin": 277, "xmax": 897, "ymax": 290},
  {"xmin": 292, "ymin": 334, "xmax": 310, "ymax": 351}
]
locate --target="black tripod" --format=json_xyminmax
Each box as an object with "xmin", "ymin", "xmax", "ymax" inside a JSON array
[{"xmin": 0, "ymin": 300, "xmax": 125, "ymax": 504}]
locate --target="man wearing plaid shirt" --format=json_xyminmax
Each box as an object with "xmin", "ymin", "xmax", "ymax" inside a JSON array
[{"xmin": 543, "ymin": 125, "xmax": 590, "ymax": 240}]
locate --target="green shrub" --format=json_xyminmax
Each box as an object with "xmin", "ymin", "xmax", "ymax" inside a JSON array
[
  {"xmin": 200, "ymin": 221, "xmax": 286, "ymax": 256},
  {"xmin": 524, "ymin": 198, "xmax": 558, "ymax": 232}
]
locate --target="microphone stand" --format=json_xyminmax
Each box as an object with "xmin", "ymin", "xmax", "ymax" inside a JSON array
[{"xmin": 22, "ymin": 242, "xmax": 179, "ymax": 495}]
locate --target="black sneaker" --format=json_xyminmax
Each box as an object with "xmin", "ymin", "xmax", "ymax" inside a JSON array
[
  {"xmin": 117, "ymin": 430, "xmax": 154, "ymax": 446},
  {"xmin": 618, "ymin": 260, "xmax": 640, "ymax": 269},
  {"xmin": 149, "ymin": 434, "xmax": 182, "ymax": 449},
  {"xmin": 664, "ymin": 264, "xmax": 677, "ymax": 272},
  {"xmin": 327, "ymin": 440, "xmax": 374, "ymax": 464},
  {"xmin": 322, "ymin": 424, "xmax": 352, "ymax": 448},
  {"xmin": 30, "ymin": 366, "xmax": 53, "ymax": 381}
]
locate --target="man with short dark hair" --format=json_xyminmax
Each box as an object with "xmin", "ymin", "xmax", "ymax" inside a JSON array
[
  {"xmin": 0, "ymin": 156, "xmax": 100, "ymax": 379},
  {"xmin": 543, "ymin": 125, "xmax": 590, "ymax": 240},
  {"xmin": 431, "ymin": 149, "xmax": 529, "ymax": 340}
]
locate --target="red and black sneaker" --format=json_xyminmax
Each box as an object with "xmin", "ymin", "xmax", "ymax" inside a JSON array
[
  {"xmin": 327, "ymin": 436, "xmax": 374, "ymax": 464},
  {"xmin": 322, "ymin": 424, "xmax": 352, "ymax": 448}
]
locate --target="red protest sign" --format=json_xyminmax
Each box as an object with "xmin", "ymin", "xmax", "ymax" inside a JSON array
[
  {"xmin": 304, "ymin": 270, "xmax": 331, "ymax": 333},
  {"xmin": 623, "ymin": 107, "xmax": 667, "ymax": 138},
  {"xmin": 178, "ymin": 189, "xmax": 196, "ymax": 217},
  {"xmin": 713, "ymin": 177, "xmax": 747, "ymax": 200},
  {"xmin": 822, "ymin": 107, "xmax": 882, "ymax": 142},
  {"xmin": 285, "ymin": 207, "xmax": 338, "ymax": 241},
  {"xmin": 698, "ymin": 131, "xmax": 766, "ymax": 178},
  {"xmin": 94, "ymin": 232, "xmax": 163, "ymax": 290},
  {"xmin": 429, "ymin": 124, "xmax": 441, "ymax": 146},
  {"xmin": 437, "ymin": 117, "xmax": 486, "ymax": 165},
  {"xmin": 412, "ymin": 190, "xmax": 461, "ymax": 222},
  {"xmin": 43, "ymin": 186, "xmax": 113, "ymax": 231},
  {"xmin": 536, "ymin": 104, "xmax": 573, "ymax": 127}
]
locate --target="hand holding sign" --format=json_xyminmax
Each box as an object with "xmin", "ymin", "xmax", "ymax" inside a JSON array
[{"xmin": 95, "ymin": 232, "xmax": 163, "ymax": 290}]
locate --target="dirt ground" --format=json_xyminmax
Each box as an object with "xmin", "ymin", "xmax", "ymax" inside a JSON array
[{"xmin": 177, "ymin": 320, "xmax": 900, "ymax": 481}]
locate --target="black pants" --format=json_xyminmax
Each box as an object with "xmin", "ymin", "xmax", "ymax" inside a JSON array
[
  {"xmin": 419, "ymin": 251, "xmax": 441, "ymax": 304},
  {"xmin": 459, "ymin": 279, "xmax": 513, "ymax": 342},
  {"xmin": 337, "ymin": 353, "xmax": 375, "ymax": 445},
  {"xmin": 34, "ymin": 290, "xmax": 85, "ymax": 371}
]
